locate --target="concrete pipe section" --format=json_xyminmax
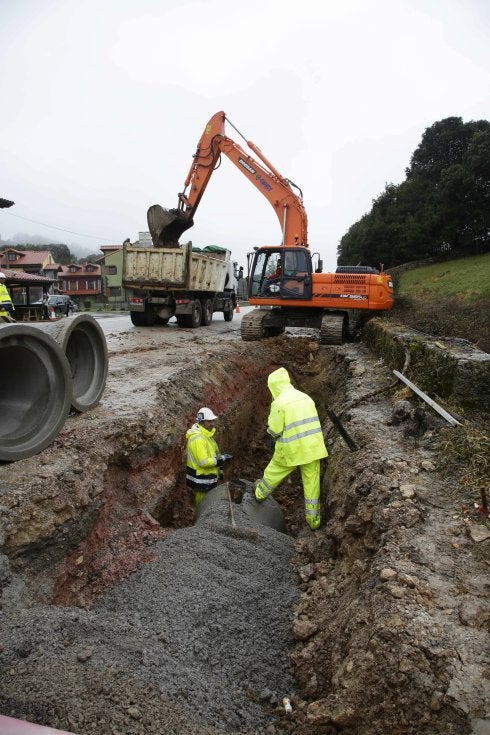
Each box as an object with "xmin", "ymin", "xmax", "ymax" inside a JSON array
[
  {"xmin": 28, "ymin": 314, "xmax": 108, "ymax": 412},
  {"xmin": 194, "ymin": 479, "xmax": 287, "ymax": 534},
  {"xmin": 0, "ymin": 324, "xmax": 72, "ymax": 462}
]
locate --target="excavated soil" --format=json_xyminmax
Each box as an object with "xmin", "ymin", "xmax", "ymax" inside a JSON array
[{"xmin": 0, "ymin": 313, "xmax": 489, "ymax": 735}]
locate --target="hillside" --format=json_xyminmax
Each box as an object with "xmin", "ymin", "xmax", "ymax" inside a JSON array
[{"xmin": 386, "ymin": 253, "xmax": 490, "ymax": 354}]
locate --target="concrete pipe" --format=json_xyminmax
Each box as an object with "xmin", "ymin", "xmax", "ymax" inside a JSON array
[
  {"xmin": 0, "ymin": 324, "xmax": 72, "ymax": 462},
  {"xmin": 28, "ymin": 314, "xmax": 108, "ymax": 412},
  {"xmin": 194, "ymin": 480, "xmax": 287, "ymax": 534}
]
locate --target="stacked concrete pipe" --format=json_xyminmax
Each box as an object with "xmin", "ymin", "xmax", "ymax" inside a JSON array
[
  {"xmin": 0, "ymin": 324, "xmax": 72, "ymax": 461},
  {"xmin": 0, "ymin": 315, "xmax": 108, "ymax": 462},
  {"xmin": 29, "ymin": 313, "xmax": 108, "ymax": 413}
]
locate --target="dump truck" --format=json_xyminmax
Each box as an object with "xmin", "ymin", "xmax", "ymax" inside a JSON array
[{"xmin": 123, "ymin": 240, "xmax": 240, "ymax": 327}]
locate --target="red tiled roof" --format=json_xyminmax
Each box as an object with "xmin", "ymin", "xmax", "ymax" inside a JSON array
[
  {"xmin": 0, "ymin": 248, "xmax": 53, "ymax": 266},
  {"xmin": 60, "ymin": 263, "xmax": 101, "ymax": 277},
  {"xmin": 0, "ymin": 268, "xmax": 53, "ymax": 283}
]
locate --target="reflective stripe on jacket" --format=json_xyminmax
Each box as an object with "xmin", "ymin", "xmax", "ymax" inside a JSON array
[
  {"xmin": 185, "ymin": 422, "xmax": 220, "ymax": 492},
  {"xmin": 267, "ymin": 367, "xmax": 328, "ymax": 467}
]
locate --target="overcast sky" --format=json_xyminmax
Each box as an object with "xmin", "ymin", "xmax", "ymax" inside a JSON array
[{"xmin": 1, "ymin": 0, "xmax": 488, "ymax": 270}]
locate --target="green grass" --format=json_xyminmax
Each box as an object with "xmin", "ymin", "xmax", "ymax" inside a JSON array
[{"xmin": 398, "ymin": 253, "xmax": 490, "ymax": 302}]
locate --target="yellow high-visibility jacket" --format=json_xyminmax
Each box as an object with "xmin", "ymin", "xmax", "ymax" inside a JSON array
[
  {"xmin": 267, "ymin": 367, "xmax": 328, "ymax": 467},
  {"xmin": 0, "ymin": 283, "xmax": 14, "ymax": 317},
  {"xmin": 185, "ymin": 422, "xmax": 220, "ymax": 493}
]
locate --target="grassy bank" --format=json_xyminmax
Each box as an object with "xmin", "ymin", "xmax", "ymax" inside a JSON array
[
  {"xmin": 397, "ymin": 253, "xmax": 490, "ymax": 301},
  {"xmin": 386, "ymin": 253, "xmax": 490, "ymax": 353}
]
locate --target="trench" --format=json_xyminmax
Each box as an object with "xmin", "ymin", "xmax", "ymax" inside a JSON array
[
  {"xmin": 2, "ymin": 338, "xmax": 355, "ymax": 734},
  {"xmin": 2, "ymin": 334, "xmax": 477, "ymax": 735},
  {"xmin": 48, "ymin": 341, "xmax": 344, "ymax": 609}
]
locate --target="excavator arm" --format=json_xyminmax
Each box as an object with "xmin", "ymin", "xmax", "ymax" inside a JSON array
[{"xmin": 148, "ymin": 111, "xmax": 308, "ymax": 248}]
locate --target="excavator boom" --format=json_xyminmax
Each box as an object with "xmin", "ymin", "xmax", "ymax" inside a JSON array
[{"xmin": 148, "ymin": 111, "xmax": 308, "ymax": 248}]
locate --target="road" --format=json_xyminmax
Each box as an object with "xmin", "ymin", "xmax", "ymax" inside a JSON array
[{"xmin": 90, "ymin": 306, "xmax": 255, "ymax": 336}]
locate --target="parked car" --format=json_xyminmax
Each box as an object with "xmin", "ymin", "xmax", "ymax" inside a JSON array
[{"xmin": 47, "ymin": 295, "xmax": 78, "ymax": 314}]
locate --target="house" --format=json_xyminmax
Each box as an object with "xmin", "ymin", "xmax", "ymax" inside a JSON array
[
  {"xmin": 97, "ymin": 244, "xmax": 127, "ymax": 305},
  {"xmin": 0, "ymin": 248, "xmax": 56, "ymax": 275},
  {"xmin": 1, "ymin": 268, "xmax": 54, "ymax": 321},
  {"xmin": 58, "ymin": 262, "xmax": 101, "ymax": 301}
]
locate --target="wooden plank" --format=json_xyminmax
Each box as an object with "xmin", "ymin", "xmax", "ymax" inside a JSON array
[{"xmin": 393, "ymin": 370, "xmax": 461, "ymax": 426}]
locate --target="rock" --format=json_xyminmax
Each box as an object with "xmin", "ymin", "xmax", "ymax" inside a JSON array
[
  {"xmin": 386, "ymin": 583, "xmax": 405, "ymax": 599},
  {"xmin": 306, "ymin": 698, "xmax": 357, "ymax": 726},
  {"xmin": 459, "ymin": 600, "xmax": 490, "ymax": 628},
  {"xmin": 77, "ymin": 646, "xmax": 94, "ymax": 662},
  {"xmin": 400, "ymin": 483, "xmax": 416, "ymax": 499},
  {"xmin": 390, "ymin": 400, "xmax": 413, "ymax": 425},
  {"xmin": 293, "ymin": 618, "xmax": 318, "ymax": 641},
  {"xmin": 471, "ymin": 718, "xmax": 490, "ymax": 735},
  {"xmin": 380, "ymin": 567, "xmax": 397, "ymax": 581},
  {"xmin": 127, "ymin": 706, "xmax": 142, "ymax": 720},
  {"xmin": 468, "ymin": 524, "xmax": 490, "ymax": 542}
]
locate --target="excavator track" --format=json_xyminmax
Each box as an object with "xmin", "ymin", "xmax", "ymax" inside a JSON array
[
  {"xmin": 320, "ymin": 314, "xmax": 344, "ymax": 345},
  {"xmin": 240, "ymin": 310, "xmax": 268, "ymax": 341}
]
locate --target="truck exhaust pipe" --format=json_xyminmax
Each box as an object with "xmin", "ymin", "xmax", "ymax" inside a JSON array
[
  {"xmin": 28, "ymin": 314, "xmax": 108, "ymax": 413},
  {"xmin": 0, "ymin": 324, "xmax": 72, "ymax": 462}
]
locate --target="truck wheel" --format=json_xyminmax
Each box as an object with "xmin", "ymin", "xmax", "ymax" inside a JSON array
[
  {"xmin": 177, "ymin": 300, "xmax": 202, "ymax": 328},
  {"xmin": 190, "ymin": 299, "xmax": 202, "ymax": 328},
  {"xmin": 130, "ymin": 311, "xmax": 146, "ymax": 326},
  {"xmin": 223, "ymin": 302, "xmax": 234, "ymax": 322},
  {"xmin": 201, "ymin": 298, "xmax": 213, "ymax": 326}
]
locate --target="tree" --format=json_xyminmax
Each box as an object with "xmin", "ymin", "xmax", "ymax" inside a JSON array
[
  {"xmin": 406, "ymin": 117, "xmax": 488, "ymax": 182},
  {"xmin": 48, "ymin": 243, "xmax": 73, "ymax": 264},
  {"xmin": 337, "ymin": 116, "xmax": 489, "ymax": 266}
]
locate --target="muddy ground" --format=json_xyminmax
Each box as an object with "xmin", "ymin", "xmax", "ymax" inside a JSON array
[{"xmin": 0, "ymin": 312, "xmax": 489, "ymax": 735}]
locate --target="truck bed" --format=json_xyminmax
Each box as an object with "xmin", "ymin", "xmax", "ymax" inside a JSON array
[{"xmin": 123, "ymin": 242, "xmax": 230, "ymax": 293}]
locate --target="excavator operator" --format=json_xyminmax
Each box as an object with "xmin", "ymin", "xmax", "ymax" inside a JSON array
[{"xmin": 262, "ymin": 258, "xmax": 282, "ymax": 294}]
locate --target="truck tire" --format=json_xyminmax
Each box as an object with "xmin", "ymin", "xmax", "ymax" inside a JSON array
[
  {"xmin": 177, "ymin": 300, "xmax": 202, "ymax": 328},
  {"xmin": 201, "ymin": 298, "xmax": 213, "ymax": 326},
  {"xmin": 223, "ymin": 301, "xmax": 234, "ymax": 322},
  {"xmin": 190, "ymin": 299, "xmax": 202, "ymax": 328},
  {"xmin": 130, "ymin": 311, "xmax": 146, "ymax": 327}
]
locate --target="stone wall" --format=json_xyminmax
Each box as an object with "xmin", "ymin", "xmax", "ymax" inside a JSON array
[{"xmin": 363, "ymin": 318, "xmax": 490, "ymax": 411}]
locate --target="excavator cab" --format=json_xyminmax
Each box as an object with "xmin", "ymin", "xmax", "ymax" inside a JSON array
[{"xmin": 248, "ymin": 247, "xmax": 313, "ymax": 301}]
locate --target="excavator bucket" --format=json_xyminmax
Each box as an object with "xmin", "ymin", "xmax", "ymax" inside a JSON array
[{"xmin": 147, "ymin": 204, "xmax": 194, "ymax": 248}]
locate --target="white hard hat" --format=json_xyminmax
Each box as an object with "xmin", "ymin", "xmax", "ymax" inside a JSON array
[
  {"xmin": 197, "ymin": 407, "xmax": 218, "ymax": 421},
  {"xmin": 0, "ymin": 272, "xmax": 5, "ymax": 278}
]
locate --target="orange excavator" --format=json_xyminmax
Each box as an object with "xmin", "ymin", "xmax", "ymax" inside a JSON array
[{"xmin": 148, "ymin": 111, "xmax": 394, "ymax": 344}]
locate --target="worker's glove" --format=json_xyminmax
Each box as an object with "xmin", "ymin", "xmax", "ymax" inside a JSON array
[
  {"xmin": 216, "ymin": 453, "xmax": 233, "ymax": 467},
  {"xmin": 267, "ymin": 436, "xmax": 276, "ymax": 451}
]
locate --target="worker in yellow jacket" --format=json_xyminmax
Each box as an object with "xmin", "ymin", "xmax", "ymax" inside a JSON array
[
  {"xmin": 185, "ymin": 407, "xmax": 233, "ymax": 506},
  {"xmin": 0, "ymin": 272, "xmax": 15, "ymax": 322},
  {"xmin": 255, "ymin": 367, "xmax": 328, "ymax": 530}
]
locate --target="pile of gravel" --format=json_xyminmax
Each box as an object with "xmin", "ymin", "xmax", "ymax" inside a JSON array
[{"xmin": 0, "ymin": 494, "xmax": 298, "ymax": 734}]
